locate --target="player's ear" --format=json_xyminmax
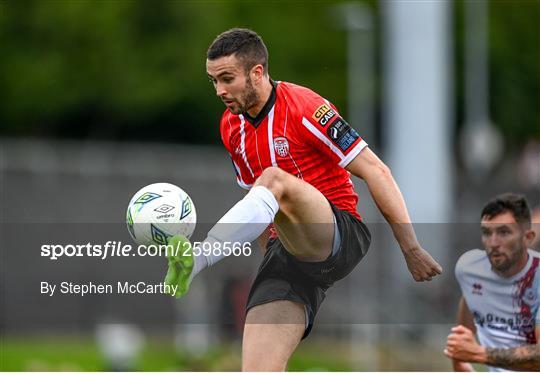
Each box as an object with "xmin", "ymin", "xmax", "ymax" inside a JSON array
[
  {"xmin": 523, "ymin": 228, "xmax": 536, "ymax": 248},
  {"xmin": 250, "ymin": 64, "xmax": 264, "ymax": 84}
]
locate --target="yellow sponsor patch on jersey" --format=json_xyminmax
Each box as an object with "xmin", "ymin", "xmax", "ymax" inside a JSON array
[{"xmin": 311, "ymin": 104, "xmax": 337, "ymax": 126}]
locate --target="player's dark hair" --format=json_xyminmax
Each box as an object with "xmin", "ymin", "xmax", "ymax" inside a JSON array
[
  {"xmin": 207, "ymin": 28, "xmax": 269, "ymax": 75},
  {"xmin": 481, "ymin": 193, "xmax": 531, "ymax": 228}
]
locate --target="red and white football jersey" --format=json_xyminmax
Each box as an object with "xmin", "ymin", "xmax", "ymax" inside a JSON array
[{"xmin": 220, "ymin": 81, "xmax": 368, "ymax": 219}]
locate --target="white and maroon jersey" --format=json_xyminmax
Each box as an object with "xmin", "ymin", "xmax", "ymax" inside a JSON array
[
  {"xmin": 456, "ymin": 249, "xmax": 540, "ymax": 372},
  {"xmin": 220, "ymin": 81, "xmax": 368, "ymax": 219}
]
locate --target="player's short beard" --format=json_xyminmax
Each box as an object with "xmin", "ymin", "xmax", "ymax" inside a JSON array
[
  {"xmin": 488, "ymin": 241, "xmax": 526, "ymax": 274},
  {"xmin": 238, "ymin": 75, "xmax": 259, "ymax": 115}
]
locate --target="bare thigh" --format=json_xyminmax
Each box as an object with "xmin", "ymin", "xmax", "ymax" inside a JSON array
[
  {"xmin": 254, "ymin": 167, "xmax": 334, "ymax": 261},
  {"xmin": 242, "ymin": 300, "xmax": 305, "ymax": 371}
]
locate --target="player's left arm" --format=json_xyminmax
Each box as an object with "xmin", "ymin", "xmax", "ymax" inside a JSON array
[
  {"xmin": 345, "ymin": 147, "xmax": 442, "ymax": 281},
  {"xmin": 485, "ymin": 328, "xmax": 540, "ymax": 371},
  {"xmin": 445, "ymin": 325, "xmax": 540, "ymax": 371}
]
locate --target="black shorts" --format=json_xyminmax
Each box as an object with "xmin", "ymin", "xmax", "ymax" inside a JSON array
[{"xmin": 245, "ymin": 202, "xmax": 371, "ymax": 338}]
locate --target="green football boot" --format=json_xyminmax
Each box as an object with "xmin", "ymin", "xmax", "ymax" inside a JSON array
[{"xmin": 164, "ymin": 234, "xmax": 194, "ymax": 298}]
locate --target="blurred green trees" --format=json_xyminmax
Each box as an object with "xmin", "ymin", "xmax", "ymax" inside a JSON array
[
  {"xmin": 0, "ymin": 0, "xmax": 538, "ymax": 144},
  {"xmin": 489, "ymin": 0, "xmax": 540, "ymax": 142},
  {"xmin": 0, "ymin": 0, "xmax": 349, "ymax": 144}
]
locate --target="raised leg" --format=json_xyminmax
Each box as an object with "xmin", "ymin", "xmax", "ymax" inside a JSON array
[{"xmin": 253, "ymin": 166, "xmax": 335, "ymax": 261}]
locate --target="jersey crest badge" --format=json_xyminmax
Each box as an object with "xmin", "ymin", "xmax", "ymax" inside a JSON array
[
  {"xmin": 522, "ymin": 288, "xmax": 537, "ymax": 306},
  {"xmin": 273, "ymin": 137, "xmax": 290, "ymax": 158}
]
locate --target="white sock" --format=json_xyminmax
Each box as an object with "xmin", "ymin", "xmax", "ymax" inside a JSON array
[{"xmin": 191, "ymin": 186, "xmax": 279, "ymax": 278}]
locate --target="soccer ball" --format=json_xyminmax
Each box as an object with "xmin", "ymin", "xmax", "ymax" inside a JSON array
[{"xmin": 126, "ymin": 183, "xmax": 196, "ymax": 246}]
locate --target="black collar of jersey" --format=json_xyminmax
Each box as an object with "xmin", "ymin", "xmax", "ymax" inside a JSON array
[{"xmin": 242, "ymin": 80, "xmax": 277, "ymax": 128}]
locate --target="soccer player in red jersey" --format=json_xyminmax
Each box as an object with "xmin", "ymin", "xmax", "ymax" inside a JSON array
[{"xmin": 165, "ymin": 28, "xmax": 442, "ymax": 371}]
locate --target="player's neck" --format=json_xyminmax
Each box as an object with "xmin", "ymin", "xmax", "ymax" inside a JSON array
[{"xmin": 246, "ymin": 78, "xmax": 273, "ymax": 118}]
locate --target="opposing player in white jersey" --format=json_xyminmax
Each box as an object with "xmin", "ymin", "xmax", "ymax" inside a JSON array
[{"xmin": 445, "ymin": 193, "xmax": 540, "ymax": 371}]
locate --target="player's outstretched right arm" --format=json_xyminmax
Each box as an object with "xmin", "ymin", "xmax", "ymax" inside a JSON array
[{"xmin": 345, "ymin": 147, "xmax": 442, "ymax": 281}]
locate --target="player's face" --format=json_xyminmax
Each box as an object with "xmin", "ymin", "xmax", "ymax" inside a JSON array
[
  {"xmin": 480, "ymin": 211, "xmax": 529, "ymax": 275},
  {"xmin": 206, "ymin": 55, "xmax": 259, "ymax": 115}
]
